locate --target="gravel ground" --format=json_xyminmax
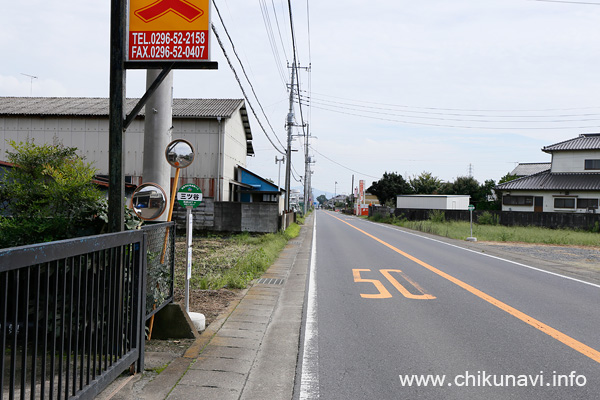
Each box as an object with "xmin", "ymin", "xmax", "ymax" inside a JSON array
[
  {"xmin": 480, "ymin": 242, "xmax": 600, "ymax": 269},
  {"xmin": 471, "ymin": 241, "xmax": 600, "ymax": 285}
]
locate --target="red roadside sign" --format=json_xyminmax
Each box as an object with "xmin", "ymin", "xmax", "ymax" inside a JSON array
[{"xmin": 127, "ymin": 0, "xmax": 211, "ymax": 62}]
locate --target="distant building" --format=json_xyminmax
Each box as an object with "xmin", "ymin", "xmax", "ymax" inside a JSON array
[
  {"xmin": 496, "ymin": 134, "xmax": 600, "ymax": 213},
  {"xmin": 396, "ymin": 195, "xmax": 470, "ymax": 210}
]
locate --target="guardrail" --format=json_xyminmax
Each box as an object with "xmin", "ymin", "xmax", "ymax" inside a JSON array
[{"xmin": 0, "ymin": 230, "xmax": 147, "ymax": 400}]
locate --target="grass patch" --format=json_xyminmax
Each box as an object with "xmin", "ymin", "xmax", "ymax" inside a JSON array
[
  {"xmin": 369, "ymin": 217, "xmax": 599, "ymax": 247},
  {"xmin": 176, "ymin": 223, "xmax": 302, "ymax": 291}
]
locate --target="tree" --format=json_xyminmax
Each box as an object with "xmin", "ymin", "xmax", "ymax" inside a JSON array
[
  {"xmin": 410, "ymin": 171, "xmax": 442, "ymax": 194},
  {"xmin": 446, "ymin": 176, "xmax": 480, "ymax": 200},
  {"xmin": 443, "ymin": 176, "xmax": 500, "ymax": 210},
  {"xmin": 0, "ymin": 140, "xmax": 106, "ymax": 247},
  {"xmin": 367, "ymin": 172, "xmax": 412, "ymax": 206},
  {"xmin": 476, "ymin": 179, "xmax": 500, "ymax": 210},
  {"xmin": 499, "ymin": 173, "xmax": 519, "ymax": 184},
  {"xmin": 477, "ymin": 179, "xmax": 496, "ymax": 202},
  {"xmin": 317, "ymin": 194, "xmax": 328, "ymax": 205}
]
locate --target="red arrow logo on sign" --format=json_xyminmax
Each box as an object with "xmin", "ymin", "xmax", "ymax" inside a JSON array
[{"xmin": 135, "ymin": 0, "xmax": 204, "ymax": 23}]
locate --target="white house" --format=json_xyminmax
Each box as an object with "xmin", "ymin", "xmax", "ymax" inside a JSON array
[{"xmin": 496, "ymin": 134, "xmax": 600, "ymax": 213}]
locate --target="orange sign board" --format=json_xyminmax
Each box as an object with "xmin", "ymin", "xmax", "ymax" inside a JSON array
[
  {"xmin": 359, "ymin": 180, "xmax": 365, "ymax": 204},
  {"xmin": 128, "ymin": 0, "xmax": 210, "ymax": 62}
]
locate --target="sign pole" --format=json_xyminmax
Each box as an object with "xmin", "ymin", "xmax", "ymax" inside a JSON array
[
  {"xmin": 176, "ymin": 182, "xmax": 202, "ymax": 314},
  {"xmin": 470, "ymin": 209, "xmax": 473, "ymax": 237},
  {"xmin": 467, "ymin": 204, "xmax": 477, "ymax": 242},
  {"xmin": 185, "ymin": 206, "xmax": 193, "ymax": 313},
  {"xmin": 108, "ymin": 0, "xmax": 126, "ymax": 232}
]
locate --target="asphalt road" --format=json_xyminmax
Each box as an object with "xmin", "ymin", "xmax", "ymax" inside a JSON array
[{"xmin": 296, "ymin": 210, "xmax": 600, "ymax": 400}]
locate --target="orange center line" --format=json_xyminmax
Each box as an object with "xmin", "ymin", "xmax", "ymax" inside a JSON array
[{"xmin": 327, "ymin": 212, "xmax": 600, "ymax": 364}]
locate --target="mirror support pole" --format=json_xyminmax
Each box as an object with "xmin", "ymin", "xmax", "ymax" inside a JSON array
[
  {"xmin": 160, "ymin": 167, "xmax": 180, "ymax": 264},
  {"xmin": 167, "ymin": 167, "xmax": 181, "ymax": 223}
]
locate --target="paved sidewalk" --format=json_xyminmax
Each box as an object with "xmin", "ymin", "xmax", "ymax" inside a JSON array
[{"xmin": 103, "ymin": 214, "xmax": 313, "ymax": 400}]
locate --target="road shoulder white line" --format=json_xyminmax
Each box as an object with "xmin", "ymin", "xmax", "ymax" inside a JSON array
[{"xmin": 299, "ymin": 213, "xmax": 319, "ymax": 399}]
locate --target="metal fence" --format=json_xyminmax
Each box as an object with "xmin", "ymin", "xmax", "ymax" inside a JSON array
[
  {"xmin": 142, "ymin": 223, "xmax": 175, "ymax": 320},
  {"xmin": 390, "ymin": 207, "xmax": 600, "ymax": 230},
  {"xmin": 0, "ymin": 230, "xmax": 147, "ymax": 400}
]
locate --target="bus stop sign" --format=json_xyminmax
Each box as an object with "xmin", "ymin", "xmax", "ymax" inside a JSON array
[{"xmin": 177, "ymin": 183, "xmax": 203, "ymax": 208}]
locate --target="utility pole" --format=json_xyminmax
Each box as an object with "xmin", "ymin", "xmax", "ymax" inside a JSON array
[
  {"xmin": 303, "ymin": 125, "xmax": 315, "ymax": 215},
  {"xmin": 275, "ymin": 156, "xmax": 285, "ymax": 190},
  {"xmin": 142, "ymin": 69, "xmax": 173, "ymax": 221},
  {"xmin": 284, "ymin": 62, "xmax": 296, "ymax": 212},
  {"xmin": 351, "ymin": 174, "xmax": 355, "ymax": 210},
  {"xmin": 334, "ymin": 181, "xmax": 338, "ymax": 208}
]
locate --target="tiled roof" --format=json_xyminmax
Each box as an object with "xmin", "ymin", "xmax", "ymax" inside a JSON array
[
  {"xmin": 0, "ymin": 97, "xmax": 254, "ymax": 155},
  {"xmin": 510, "ymin": 162, "xmax": 551, "ymax": 177},
  {"xmin": 0, "ymin": 97, "xmax": 245, "ymax": 119},
  {"xmin": 543, "ymin": 133, "xmax": 600, "ymax": 153},
  {"xmin": 496, "ymin": 170, "xmax": 600, "ymax": 191}
]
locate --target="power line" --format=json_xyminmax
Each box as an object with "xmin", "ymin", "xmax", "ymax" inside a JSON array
[
  {"xmin": 271, "ymin": 0, "xmax": 290, "ymax": 62},
  {"xmin": 297, "ymin": 93, "xmax": 600, "ymax": 119},
  {"xmin": 259, "ymin": 0, "xmax": 288, "ymax": 85},
  {"xmin": 531, "ymin": 0, "xmax": 600, "ymax": 5},
  {"xmin": 309, "ymin": 145, "xmax": 380, "ymax": 179},
  {"xmin": 296, "ymin": 95, "xmax": 600, "ymax": 124},
  {"xmin": 306, "ymin": 0, "xmax": 312, "ymax": 65},
  {"xmin": 212, "ymin": 1, "xmax": 287, "ymax": 151},
  {"xmin": 212, "ymin": 23, "xmax": 286, "ymax": 155},
  {"xmin": 298, "ymin": 89, "xmax": 600, "ymax": 113},
  {"xmin": 291, "ymin": 164, "xmax": 303, "ymax": 183},
  {"xmin": 297, "ymin": 100, "xmax": 600, "ymax": 130}
]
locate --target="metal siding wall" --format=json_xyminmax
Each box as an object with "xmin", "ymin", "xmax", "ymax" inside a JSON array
[
  {"xmin": 124, "ymin": 120, "xmax": 144, "ymax": 177},
  {"xmin": 0, "ymin": 113, "xmax": 250, "ymax": 198},
  {"xmin": 0, "ymin": 118, "xmax": 17, "ymax": 159},
  {"xmin": 0, "ymin": 118, "xmax": 4, "ymax": 156},
  {"xmin": 0, "ymin": 116, "xmax": 144, "ymax": 180},
  {"xmin": 172, "ymin": 119, "xmax": 219, "ymax": 181},
  {"xmin": 222, "ymin": 113, "xmax": 248, "ymax": 202}
]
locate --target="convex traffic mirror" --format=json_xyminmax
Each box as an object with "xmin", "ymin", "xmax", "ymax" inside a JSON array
[
  {"xmin": 130, "ymin": 183, "xmax": 167, "ymax": 221},
  {"xmin": 165, "ymin": 139, "xmax": 195, "ymax": 169}
]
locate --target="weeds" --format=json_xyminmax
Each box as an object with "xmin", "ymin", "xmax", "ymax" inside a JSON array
[
  {"xmin": 428, "ymin": 210, "xmax": 446, "ymax": 223},
  {"xmin": 478, "ymin": 211, "xmax": 499, "ymax": 226},
  {"xmin": 369, "ymin": 215, "xmax": 599, "ymax": 246},
  {"xmin": 177, "ymin": 223, "xmax": 302, "ymax": 291}
]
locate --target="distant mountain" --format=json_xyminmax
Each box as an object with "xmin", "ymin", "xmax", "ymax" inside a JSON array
[
  {"xmin": 311, "ymin": 188, "xmax": 334, "ymax": 200},
  {"xmin": 293, "ymin": 187, "xmax": 340, "ymax": 200}
]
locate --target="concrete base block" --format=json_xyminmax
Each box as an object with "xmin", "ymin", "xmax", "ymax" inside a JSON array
[
  {"xmin": 188, "ymin": 312, "xmax": 206, "ymax": 332},
  {"xmin": 150, "ymin": 303, "xmax": 198, "ymax": 340}
]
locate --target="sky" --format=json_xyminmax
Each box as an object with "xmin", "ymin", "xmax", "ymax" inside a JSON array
[{"xmin": 2, "ymin": 0, "xmax": 600, "ymax": 196}]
